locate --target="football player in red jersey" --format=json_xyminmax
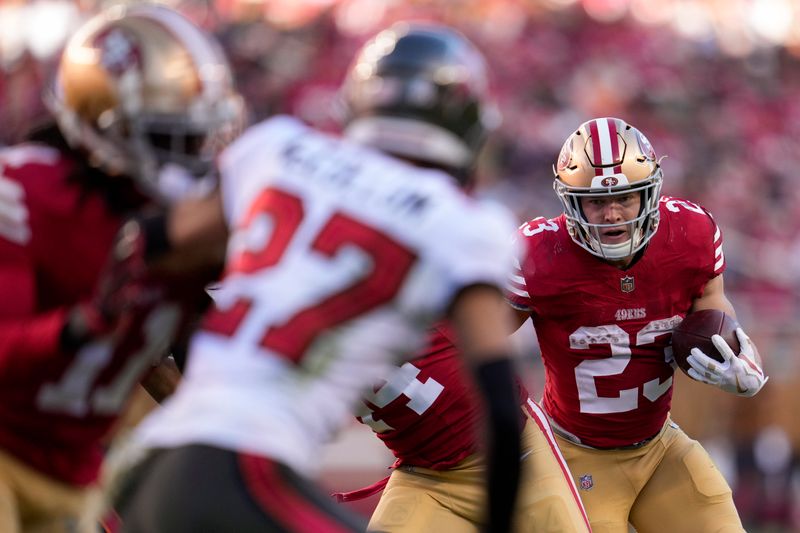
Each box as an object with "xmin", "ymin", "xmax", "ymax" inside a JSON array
[
  {"xmin": 340, "ymin": 321, "xmax": 592, "ymax": 532},
  {"xmin": 503, "ymin": 117, "xmax": 768, "ymax": 532},
  {"xmin": 0, "ymin": 5, "xmax": 241, "ymax": 532}
]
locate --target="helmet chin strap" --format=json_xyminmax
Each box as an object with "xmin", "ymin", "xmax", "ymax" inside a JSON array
[
  {"xmin": 594, "ymin": 227, "xmax": 643, "ymax": 260},
  {"xmin": 598, "ymin": 239, "xmax": 634, "ymax": 259}
]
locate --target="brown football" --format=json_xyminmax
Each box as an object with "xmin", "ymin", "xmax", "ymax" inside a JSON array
[{"xmin": 671, "ymin": 309, "xmax": 740, "ymax": 375}]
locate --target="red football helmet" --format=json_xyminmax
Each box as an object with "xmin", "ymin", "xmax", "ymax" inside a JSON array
[
  {"xmin": 46, "ymin": 4, "xmax": 243, "ymax": 202},
  {"xmin": 553, "ymin": 117, "xmax": 663, "ymax": 260}
]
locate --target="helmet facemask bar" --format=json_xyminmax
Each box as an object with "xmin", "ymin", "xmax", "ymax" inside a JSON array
[
  {"xmin": 132, "ymin": 101, "xmax": 242, "ymax": 180},
  {"xmin": 48, "ymin": 90, "xmax": 242, "ymax": 200},
  {"xmin": 121, "ymin": 96, "xmax": 243, "ymax": 201},
  {"xmin": 554, "ymin": 168, "xmax": 663, "ymax": 260}
]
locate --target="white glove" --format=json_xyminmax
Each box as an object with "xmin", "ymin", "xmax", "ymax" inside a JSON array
[
  {"xmin": 686, "ymin": 327, "xmax": 768, "ymax": 397},
  {"xmin": 0, "ymin": 174, "xmax": 30, "ymax": 245}
]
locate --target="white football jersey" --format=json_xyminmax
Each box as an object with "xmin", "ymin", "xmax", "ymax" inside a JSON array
[{"xmin": 134, "ymin": 116, "xmax": 520, "ymax": 475}]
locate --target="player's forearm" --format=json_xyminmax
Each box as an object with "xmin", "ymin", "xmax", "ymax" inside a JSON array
[
  {"xmin": 114, "ymin": 206, "xmax": 225, "ymax": 279},
  {"xmin": 451, "ymin": 285, "xmax": 515, "ymax": 357},
  {"xmin": 474, "ymin": 357, "xmax": 522, "ymax": 533},
  {"xmin": 140, "ymin": 356, "xmax": 181, "ymax": 403},
  {"xmin": 163, "ymin": 190, "xmax": 228, "ymax": 270},
  {"xmin": 451, "ymin": 285, "xmax": 523, "ymax": 530},
  {"xmin": 690, "ymin": 275, "xmax": 736, "ymax": 317}
]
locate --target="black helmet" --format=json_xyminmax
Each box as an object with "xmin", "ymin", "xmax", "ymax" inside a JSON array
[{"xmin": 339, "ymin": 21, "xmax": 499, "ymax": 176}]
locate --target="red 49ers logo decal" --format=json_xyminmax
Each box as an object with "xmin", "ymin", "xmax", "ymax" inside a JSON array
[
  {"xmin": 96, "ymin": 28, "xmax": 142, "ymax": 76},
  {"xmin": 636, "ymin": 131, "xmax": 656, "ymax": 160}
]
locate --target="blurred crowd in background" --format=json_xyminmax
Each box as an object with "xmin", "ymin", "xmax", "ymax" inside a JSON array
[{"xmin": 1, "ymin": 0, "xmax": 799, "ymax": 530}]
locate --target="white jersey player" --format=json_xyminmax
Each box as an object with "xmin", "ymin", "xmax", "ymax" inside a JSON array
[{"xmin": 116, "ymin": 23, "xmax": 525, "ymax": 533}]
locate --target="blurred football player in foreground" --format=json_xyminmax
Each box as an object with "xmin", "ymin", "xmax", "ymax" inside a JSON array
[
  {"xmin": 331, "ymin": 25, "xmax": 592, "ymax": 533},
  {"xmin": 114, "ymin": 21, "xmax": 524, "ymax": 533},
  {"xmin": 0, "ymin": 4, "xmax": 241, "ymax": 532},
  {"xmin": 505, "ymin": 117, "xmax": 766, "ymax": 532}
]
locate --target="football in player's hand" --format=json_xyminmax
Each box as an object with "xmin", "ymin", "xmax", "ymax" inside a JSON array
[{"xmin": 671, "ymin": 309, "xmax": 741, "ymax": 375}]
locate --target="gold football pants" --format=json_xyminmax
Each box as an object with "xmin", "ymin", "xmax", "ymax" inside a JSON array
[
  {"xmin": 0, "ymin": 448, "xmax": 100, "ymax": 533},
  {"xmin": 368, "ymin": 400, "xmax": 591, "ymax": 533},
  {"xmin": 556, "ymin": 419, "xmax": 744, "ymax": 533}
]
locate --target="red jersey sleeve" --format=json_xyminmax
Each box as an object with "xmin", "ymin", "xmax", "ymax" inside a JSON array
[
  {"xmin": 0, "ymin": 144, "xmax": 124, "ymax": 484},
  {"xmin": 505, "ymin": 217, "xmax": 560, "ymax": 311},
  {"xmin": 659, "ymin": 196, "xmax": 725, "ymax": 291},
  {"xmin": 710, "ymin": 215, "xmax": 725, "ymax": 277},
  {"xmin": 0, "ymin": 182, "xmax": 67, "ymax": 370}
]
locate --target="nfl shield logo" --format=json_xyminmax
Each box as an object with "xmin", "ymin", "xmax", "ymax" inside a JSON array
[
  {"xmin": 620, "ymin": 275, "xmax": 635, "ymax": 293},
  {"xmin": 579, "ymin": 474, "xmax": 594, "ymax": 491}
]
